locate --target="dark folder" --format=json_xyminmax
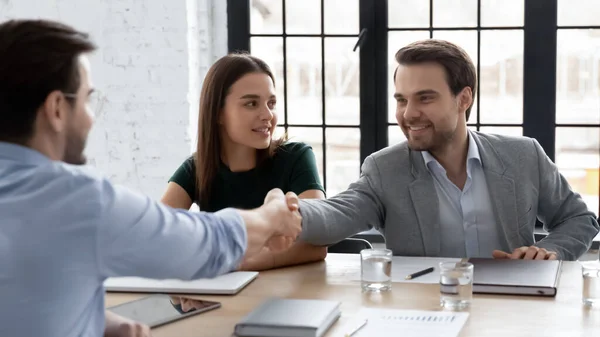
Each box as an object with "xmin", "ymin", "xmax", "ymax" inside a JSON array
[
  {"xmin": 234, "ymin": 298, "xmax": 341, "ymax": 337},
  {"xmin": 466, "ymin": 258, "xmax": 563, "ymax": 297}
]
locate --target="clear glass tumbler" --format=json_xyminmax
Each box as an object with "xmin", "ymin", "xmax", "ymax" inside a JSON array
[
  {"xmin": 582, "ymin": 261, "xmax": 600, "ymax": 306},
  {"xmin": 360, "ymin": 248, "xmax": 392, "ymax": 292},
  {"xmin": 439, "ymin": 261, "xmax": 473, "ymax": 310}
]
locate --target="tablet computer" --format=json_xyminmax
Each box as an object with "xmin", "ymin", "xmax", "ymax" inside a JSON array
[{"xmin": 107, "ymin": 294, "xmax": 221, "ymax": 328}]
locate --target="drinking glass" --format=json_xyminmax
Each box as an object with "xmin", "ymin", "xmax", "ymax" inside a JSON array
[
  {"xmin": 360, "ymin": 248, "xmax": 392, "ymax": 292},
  {"xmin": 439, "ymin": 261, "xmax": 473, "ymax": 310}
]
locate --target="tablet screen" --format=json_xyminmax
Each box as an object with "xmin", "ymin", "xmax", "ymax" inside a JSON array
[{"xmin": 108, "ymin": 294, "xmax": 221, "ymax": 328}]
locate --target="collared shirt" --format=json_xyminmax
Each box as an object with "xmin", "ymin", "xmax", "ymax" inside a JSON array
[
  {"xmin": 0, "ymin": 142, "xmax": 247, "ymax": 337},
  {"xmin": 421, "ymin": 131, "xmax": 501, "ymax": 257}
]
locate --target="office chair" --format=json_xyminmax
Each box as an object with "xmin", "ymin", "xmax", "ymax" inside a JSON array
[{"xmin": 327, "ymin": 237, "xmax": 373, "ymax": 254}]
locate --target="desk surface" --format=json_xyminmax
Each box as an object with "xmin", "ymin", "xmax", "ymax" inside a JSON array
[{"xmin": 105, "ymin": 254, "xmax": 600, "ymax": 336}]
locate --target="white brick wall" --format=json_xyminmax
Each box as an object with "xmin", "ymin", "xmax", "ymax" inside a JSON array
[{"xmin": 0, "ymin": 0, "xmax": 227, "ymax": 199}]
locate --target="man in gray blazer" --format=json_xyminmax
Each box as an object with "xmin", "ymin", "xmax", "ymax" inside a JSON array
[{"xmin": 298, "ymin": 39, "xmax": 599, "ymax": 261}]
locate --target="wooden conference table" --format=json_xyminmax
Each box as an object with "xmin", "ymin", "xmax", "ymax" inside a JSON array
[{"xmin": 105, "ymin": 253, "xmax": 600, "ymax": 337}]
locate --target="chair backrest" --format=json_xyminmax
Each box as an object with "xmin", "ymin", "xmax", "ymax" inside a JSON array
[{"xmin": 327, "ymin": 238, "xmax": 373, "ymax": 254}]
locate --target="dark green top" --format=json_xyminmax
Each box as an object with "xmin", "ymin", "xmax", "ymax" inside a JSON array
[{"xmin": 168, "ymin": 142, "xmax": 324, "ymax": 212}]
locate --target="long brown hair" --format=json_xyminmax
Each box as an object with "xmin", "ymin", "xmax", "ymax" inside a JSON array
[{"xmin": 194, "ymin": 53, "xmax": 285, "ymax": 209}]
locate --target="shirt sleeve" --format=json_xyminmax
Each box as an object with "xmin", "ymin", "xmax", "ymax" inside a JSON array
[
  {"xmin": 168, "ymin": 156, "xmax": 197, "ymax": 201},
  {"xmin": 288, "ymin": 145, "xmax": 325, "ymax": 196},
  {"xmin": 94, "ymin": 178, "xmax": 247, "ymax": 280},
  {"xmin": 298, "ymin": 155, "xmax": 384, "ymax": 245}
]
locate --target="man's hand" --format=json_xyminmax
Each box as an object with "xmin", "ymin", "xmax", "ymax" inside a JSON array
[
  {"xmin": 265, "ymin": 235, "xmax": 296, "ymax": 251},
  {"xmin": 492, "ymin": 246, "xmax": 558, "ymax": 260},
  {"xmin": 260, "ymin": 189, "xmax": 302, "ymax": 250},
  {"xmin": 104, "ymin": 310, "xmax": 151, "ymax": 337},
  {"xmin": 238, "ymin": 188, "xmax": 302, "ymax": 257},
  {"xmin": 263, "ymin": 190, "xmax": 301, "ymax": 251}
]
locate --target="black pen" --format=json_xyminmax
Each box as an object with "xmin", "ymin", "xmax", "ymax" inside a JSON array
[{"xmin": 405, "ymin": 267, "xmax": 435, "ymax": 280}]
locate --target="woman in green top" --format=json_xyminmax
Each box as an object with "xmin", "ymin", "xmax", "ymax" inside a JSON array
[{"xmin": 161, "ymin": 53, "xmax": 327, "ymax": 271}]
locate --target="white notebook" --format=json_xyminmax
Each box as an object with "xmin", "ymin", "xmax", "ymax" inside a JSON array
[{"xmin": 104, "ymin": 271, "xmax": 258, "ymax": 295}]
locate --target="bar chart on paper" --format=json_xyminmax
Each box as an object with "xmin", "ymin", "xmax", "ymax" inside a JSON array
[{"xmin": 336, "ymin": 308, "xmax": 469, "ymax": 337}]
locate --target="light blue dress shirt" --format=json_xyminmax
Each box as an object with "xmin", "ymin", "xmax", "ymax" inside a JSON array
[
  {"xmin": 0, "ymin": 142, "xmax": 248, "ymax": 337},
  {"xmin": 421, "ymin": 131, "xmax": 502, "ymax": 258}
]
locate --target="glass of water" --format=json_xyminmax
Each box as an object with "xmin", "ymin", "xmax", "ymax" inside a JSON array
[
  {"xmin": 360, "ymin": 248, "xmax": 392, "ymax": 292},
  {"xmin": 439, "ymin": 261, "xmax": 473, "ymax": 310},
  {"xmin": 582, "ymin": 261, "xmax": 600, "ymax": 306}
]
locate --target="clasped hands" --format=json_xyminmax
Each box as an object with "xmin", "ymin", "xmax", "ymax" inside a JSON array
[{"xmin": 257, "ymin": 188, "xmax": 302, "ymax": 253}]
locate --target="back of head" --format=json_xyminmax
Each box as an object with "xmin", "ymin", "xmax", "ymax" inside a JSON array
[
  {"xmin": 0, "ymin": 19, "xmax": 96, "ymax": 143},
  {"xmin": 394, "ymin": 39, "xmax": 477, "ymax": 121}
]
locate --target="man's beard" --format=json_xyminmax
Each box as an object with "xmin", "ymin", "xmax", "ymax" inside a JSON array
[
  {"xmin": 406, "ymin": 126, "xmax": 456, "ymax": 153},
  {"xmin": 63, "ymin": 131, "xmax": 87, "ymax": 165}
]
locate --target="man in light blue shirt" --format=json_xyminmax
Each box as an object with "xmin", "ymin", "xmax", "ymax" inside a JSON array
[{"xmin": 0, "ymin": 19, "xmax": 302, "ymax": 337}]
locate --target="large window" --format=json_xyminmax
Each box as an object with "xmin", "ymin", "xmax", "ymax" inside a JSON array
[
  {"xmin": 229, "ymin": 0, "xmax": 600, "ymax": 217},
  {"xmin": 555, "ymin": 0, "xmax": 600, "ymax": 217}
]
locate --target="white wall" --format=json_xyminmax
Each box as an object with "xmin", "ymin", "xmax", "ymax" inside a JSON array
[{"xmin": 0, "ymin": 0, "xmax": 228, "ymax": 199}]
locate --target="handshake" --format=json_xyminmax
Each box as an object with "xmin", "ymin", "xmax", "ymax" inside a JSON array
[{"xmin": 237, "ymin": 188, "xmax": 303, "ymax": 258}]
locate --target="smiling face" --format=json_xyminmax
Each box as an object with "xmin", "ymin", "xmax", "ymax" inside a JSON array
[
  {"xmin": 219, "ymin": 72, "xmax": 277, "ymax": 151},
  {"xmin": 394, "ymin": 61, "xmax": 472, "ymax": 153}
]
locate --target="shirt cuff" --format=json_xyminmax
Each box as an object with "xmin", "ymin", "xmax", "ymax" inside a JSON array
[{"xmin": 214, "ymin": 207, "xmax": 248, "ymax": 253}]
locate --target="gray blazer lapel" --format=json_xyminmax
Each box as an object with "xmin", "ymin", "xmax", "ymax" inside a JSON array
[
  {"xmin": 472, "ymin": 134, "xmax": 520, "ymax": 246},
  {"xmin": 408, "ymin": 150, "xmax": 441, "ymax": 256}
]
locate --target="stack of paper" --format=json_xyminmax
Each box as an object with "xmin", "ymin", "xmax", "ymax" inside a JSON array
[{"xmin": 336, "ymin": 308, "xmax": 469, "ymax": 337}]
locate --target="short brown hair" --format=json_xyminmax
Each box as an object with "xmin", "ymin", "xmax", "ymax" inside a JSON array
[
  {"xmin": 394, "ymin": 39, "xmax": 477, "ymax": 121},
  {"xmin": 0, "ymin": 19, "xmax": 96, "ymax": 143}
]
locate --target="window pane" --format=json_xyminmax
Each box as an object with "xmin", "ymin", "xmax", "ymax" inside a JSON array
[
  {"xmin": 250, "ymin": 0, "xmax": 282, "ymax": 34},
  {"xmin": 556, "ymin": 29, "xmax": 600, "ymax": 125},
  {"xmin": 286, "ymin": 38, "xmax": 322, "ymax": 125},
  {"xmin": 325, "ymin": 38, "xmax": 359, "ymax": 125},
  {"xmin": 326, "ymin": 128, "xmax": 360, "ymax": 196},
  {"xmin": 324, "ymin": 0, "xmax": 358, "ymax": 34},
  {"xmin": 555, "ymin": 127, "xmax": 600, "ymax": 215},
  {"xmin": 285, "ymin": 0, "xmax": 321, "ymax": 34},
  {"xmin": 388, "ymin": 0, "xmax": 430, "ymax": 28},
  {"xmin": 388, "ymin": 125, "xmax": 406, "ymax": 146},
  {"xmin": 480, "ymin": 30, "xmax": 523, "ymax": 124},
  {"xmin": 388, "ymin": 31, "xmax": 430, "ymax": 123},
  {"xmin": 432, "ymin": 30, "xmax": 479, "ymax": 123},
  {"xmin": 432, "ymin": 31, "xmax": 478, "ymax": 66},
  {"xmin": 433, "ymin": 0, "xmax": 477, "ymax": 28},
  {"xmin": 250, "ymin": 37, "xmax": 285, "ymax": 123},
  {"xmin": 481, "ymin": 0, "xmax": 524, "ymax": 27},
  {"xmin": 273, "ymin": 126, "xmax": 286, "ymax": 139},
  {"xmin": 287, "ymin": 127, "xmax": 324, "ymax": 185},
  {"xmin": 479, "ymin": 126, "xmax": 523, "ymax": 137},
  {"xmin": 558, "ymin": 0, "xmax": 600, "ymax": 27}
]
